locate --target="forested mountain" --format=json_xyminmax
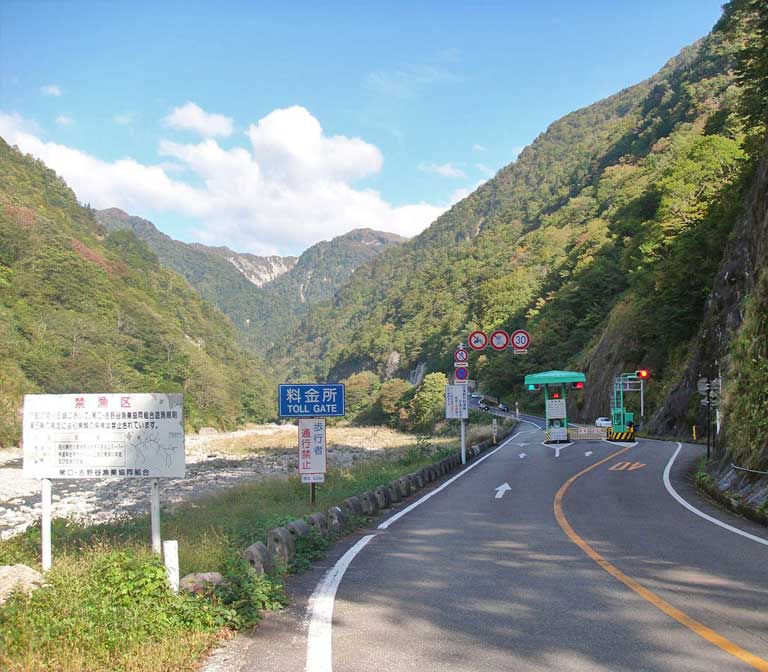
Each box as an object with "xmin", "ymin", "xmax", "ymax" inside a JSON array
[
  {"xmin": 276, "ymin": 0, "xmax": 768, "ymax": 461},
  {"xmin": 98, "ymin": 208, "xmax": 404, "ymax": 350},
  {"xmin": 95, "ymin": 208, "xmax": 297, "ymax": 336},
  {"xmin": 97, "ymin": 208, "xmax": 296, "ymax": 288},
  {"xmin": 253, "ymin": 228, "xmax": 405, "ymax": 349},
  {"xmin": 0, "ymin": 140, "xmax": 275, "ymax": 445}
]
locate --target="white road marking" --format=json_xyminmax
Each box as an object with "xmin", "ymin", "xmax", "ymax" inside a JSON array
[
  {"xmin": 543, "ymin": 441, "xmax": 573, "ymax": 457},
  {"xmin": 303, "ymin": 427, "xmax": 538, "ymax": 672},
  {"xmin": 519, "ymin": 453, "xmax": 527, "ymax": 459},
  {"xmin": 663, "ymin": 442, "xmax": 768, "ymax": 547},
  {"xmin": 494, "ymin": 482, "xmax": 511, "ymax": 499},
  {"xmin": 585, "ymin": 451, "xmax": 593, "ymax": 456},
  {"xmin": 304, "ymin": 534, "xmax": 376, "ymax": 672}
]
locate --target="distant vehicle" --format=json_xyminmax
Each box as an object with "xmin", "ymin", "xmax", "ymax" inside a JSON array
[
  {"xmin": 479, "ymin": 402, "xmax": 490, "ymax": 411},
  {"xmin": 595, "ymin": 417, "xmax": 611, "ymax": 428},
  {"xmin": 469, "ymin": 393, "xmax": 483, "ymax": 399},
  {"xmin": 498, "ymin": 403, "xmax": 509, "ymax": 412}
]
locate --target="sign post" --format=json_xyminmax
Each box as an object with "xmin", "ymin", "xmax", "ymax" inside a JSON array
[
  {"xmin": 22, "ymin": 393, "xmax": 185, "ymax": 569},
  {"xmin": 298, "ymin": 418, "xmax": 327, "ymax": 504},
  {"xmin": 445, "ymin": 383, "xmax": 469, "ymax": 464},
  {"xmin": 279, "ymin": 384, "xmax": 344, "ymax": 502}
]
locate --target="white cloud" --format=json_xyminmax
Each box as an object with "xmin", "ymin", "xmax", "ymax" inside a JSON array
[
  {"xmin": 163, "ymin": 102, "xmax": 233, "ymax": 137},
  {"xmin": 418, "ymin": 162, "xmax": 466, "ymax": 179},
  {"xmin": 472, "ymin": 144, "xmax": 487, "ymax": 152},
  {"xmin": 449, "ymin": 180, "xmax": 484, "ymax": 205},
  {"xmin": 475, "ymin": 163, "xmax": 495, "ymax": 177},
  {"xmin": 365, "ymin": 64, "xmax": 455, "ymax": 99},
  {"xmin": 0, "ymin": 108, "xmax": 446, "ymax": 255},
  {"xmin": 55, "ymin": 115, "xmax": 74, "ymax": 127},
  {"xmin": 114, "ymin": 112, "xmax": 134, "ymax": 126},
  {"xmin": 40, "ymin": 84, "xmax": 62, "ymax": 97}
]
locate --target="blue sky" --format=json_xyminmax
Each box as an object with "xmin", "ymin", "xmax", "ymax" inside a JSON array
[{"xmin": 1, "ymin": 0, "xmax": 725, "ymax": 255}]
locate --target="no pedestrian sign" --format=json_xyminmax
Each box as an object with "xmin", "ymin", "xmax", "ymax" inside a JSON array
[{"xmin": 279, "ymin": 384, "xmax": 345, "ymax": 417}]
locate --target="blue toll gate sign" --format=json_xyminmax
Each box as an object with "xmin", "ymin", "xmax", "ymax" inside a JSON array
[{"xmin": 279, "ymin": 384, "xmax": 346, "ymax": 417}]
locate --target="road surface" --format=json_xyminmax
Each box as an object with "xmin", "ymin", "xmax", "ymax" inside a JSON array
[{"xmin": 216, "ymin": 423, "xmax": 768, "ymax": 672}]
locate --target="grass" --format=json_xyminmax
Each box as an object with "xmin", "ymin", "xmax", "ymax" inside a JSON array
[{"xmin": 0, "ymin": 419, "xmax": 515, "ymax": 672}]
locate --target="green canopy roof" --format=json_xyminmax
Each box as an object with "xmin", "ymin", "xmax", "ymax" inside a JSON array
[{"xmin": 524, "ymin": 370, "xmax": 586, "ymax": 385}]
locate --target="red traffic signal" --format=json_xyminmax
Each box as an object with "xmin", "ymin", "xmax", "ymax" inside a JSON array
[
  {"xmin": 636, "ymin": 369, "xmax": 650, "ymax": 379},
  {"xmin": 551, "ymin": 391, "xmax": 561, "ymax": 399},
  {"xmin": 571, "ymin": 382, "xmax": 584, "ymax": 389}
]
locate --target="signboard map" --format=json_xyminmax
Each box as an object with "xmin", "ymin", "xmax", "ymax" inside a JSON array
[
  {"xmin": 279, "ymin": 384, "xmax": 345, "ymax": 417},
  {"xmin": 298, "ymin": 418, "xmax": 326, "ymax": 483},
  {"xmin": 445, "ymin": 385, "xmax": 469, "ymax": 419},
  {"xmin": 22, "ymin": 393, "xmax": 185, "ymax": 479}
]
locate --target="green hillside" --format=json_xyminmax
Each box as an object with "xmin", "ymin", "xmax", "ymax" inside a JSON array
[
  {"xmin": 276, "ymin": 0, "xmax": 767, "ymax": 447},
  {"xmin": 252, "ymin": 228, "xmax": 405, "ymax": 349},
  {"xmin": 95, "ymin": 208, "xmax": 297, "ymax": 338},
  {"xmin": 97, "ymin": 210, "xmax": 404, "ymax": 351},
  {"xmin": 0, "ymin": 140, "xmax": 275, "ymax": 446}
]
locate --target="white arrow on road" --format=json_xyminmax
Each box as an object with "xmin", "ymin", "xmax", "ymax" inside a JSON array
[
  {"xmin": 519, "ymin": 453, "xmax": 527, "ymax": 459},
  {"xmin": 585, "ymin": 451, "xmax": 593, "ymax": 456},
  {"xmin": 495, "ymin": 483, "xmax": 512, "ymax": 499}
]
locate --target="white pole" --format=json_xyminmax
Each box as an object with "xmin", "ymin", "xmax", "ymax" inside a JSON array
[
  {"xmin": 41, "ymin": 478, "xmax": 52, "ymax": 572},
  {"xmin": 460, "ymin": 419, "xmax": 466, "ymax": 465},
  {"xmin": 716, "ymin": 408, "xmax": 721, "ymax": 435},
  {"xmin": 640, "ymin": 379, "xmax": 644, "ymax": 419},
  {"xmin": 151, "ymin": 478, "xmax": 161, "ymax": 554},
  {"xmin": 163, "ymin": 540, "xmax": 179, "ymax": 592}
]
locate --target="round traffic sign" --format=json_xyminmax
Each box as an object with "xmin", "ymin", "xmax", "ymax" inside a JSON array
[
  {"xmin": 468, "ymin": 330, "xmax": 488, "ymax": 350},
  {"xmin": 490, "ymin": 329, "xmax": 509, "ymax": 350},
  {"xmin": 455, "ymin": 366, "xmax": 469, "ymax": 380},
  {"xmin": 454, "ymin": 348, "xmax": 468, "ymax": 363},
  {"xmin": 510, "ymin": 329, "xmax": 531, "ymax": 350}
]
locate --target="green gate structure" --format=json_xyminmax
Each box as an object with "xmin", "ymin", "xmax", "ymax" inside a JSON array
[
  {"xmin": 608, "ymin": 370, "xmax": 648, "ymax": 441},
  {"xmin": 524, "ymin": 370, "xmax": 586, "ymax": 443}
]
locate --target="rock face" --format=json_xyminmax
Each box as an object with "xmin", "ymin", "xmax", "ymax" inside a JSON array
[
  {"xmin": 222, "ymin": 252, "xmax": 296, "ymax": 287},
  {"xmin": 648, "ymin": 136, "xmax": 768, "ymax": 436},
  {"xmin": 179, "ymin": 572, "xmax": 225, "ymax": 594},
  {"xmin": 0, "ymin": 564, "xmax": 44, "ymax": 606}
]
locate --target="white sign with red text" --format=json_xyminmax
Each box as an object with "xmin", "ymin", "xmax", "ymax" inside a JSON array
[
  {"xmin": 298, "ymin": 418, "xmax": 327, "ymax": 482},
  {"xmin": 23, "ymin": 393, "xmax": 185, "ymax": 479}
]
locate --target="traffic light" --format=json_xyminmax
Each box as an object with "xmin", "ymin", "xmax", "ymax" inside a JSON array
[
  {"xmin": 551, "ymin": 390, "xmax": 561, "ymax": 399},
  {"xmin": 527, "ymin": 384, "xmax": 540, "ymax": 391},
  {"xmin": 571, "ymin": 382, "xmax": 584, "ymax": 389},
  {"xmin": 636, "ymin": 369, "xmax": 650, "ymax": 379}
]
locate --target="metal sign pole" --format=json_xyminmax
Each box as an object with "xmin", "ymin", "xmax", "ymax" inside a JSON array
[
  {"xmin": 460, "ymin": 419, "xmax": 466, "ymax": 464},
  {"xmin": 151, "ymin": 478, "xmax": 162, "ymax": 555},
  {"xmin": 310, "ymin": 482, "xmax": 316, "ymax": 505},
  {"xmin": 706, "ymin": 385, "xmax": 711, "ymax": 461},
  {"xmin": 41, "ymin": 478, "xmax": 52, "ymax": 572},
  {"xmin": 640, "ymin": 379, "xmax": 644, "ymax": 419}
]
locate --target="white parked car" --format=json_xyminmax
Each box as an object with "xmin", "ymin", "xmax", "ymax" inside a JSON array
[{"xmin": 595, "ymin": 417, "xmax": 612, "ymax": 428}]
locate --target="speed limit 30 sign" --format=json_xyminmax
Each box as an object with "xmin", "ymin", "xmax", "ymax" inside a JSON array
[{"xmin": 510, "ymin": 329, "xmax": 531, "ymax": 350}]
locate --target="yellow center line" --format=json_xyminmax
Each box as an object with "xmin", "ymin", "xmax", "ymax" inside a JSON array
[{"xmin": 554, "ymin": 447, "xmax": 768, "ymax": 672}]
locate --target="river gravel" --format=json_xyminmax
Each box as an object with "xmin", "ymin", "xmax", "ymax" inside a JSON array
[{"xmin": 0, "ymin": 425, "xmax": 376, "ymax": 540}]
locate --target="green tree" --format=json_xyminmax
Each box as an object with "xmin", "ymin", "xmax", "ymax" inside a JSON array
[{"xmin": 409, "ymin": 372, "xmax": 448, "ymax": 433}]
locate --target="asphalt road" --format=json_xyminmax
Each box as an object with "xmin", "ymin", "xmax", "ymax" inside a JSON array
[{"xmin": 221, "ymin": 425, "xmax": 768, "ymax": 672}]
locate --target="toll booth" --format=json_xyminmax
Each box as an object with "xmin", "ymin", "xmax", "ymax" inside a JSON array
[{"xmin": 524, "ymin": 370, "xmax": 586, "ymax": 443}]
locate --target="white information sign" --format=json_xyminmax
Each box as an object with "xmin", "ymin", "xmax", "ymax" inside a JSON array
[
  {"xmin": 298, "ymin": 418, "xmax": 327, "ymax": 476},
  {"xmin": 492, "ymin": 418, "xmax": 498, "ymax": 441},
  {"xmin": 445, "ymin": 385, "xmax": 469, "ymax": 419},
  {"xmin": 546, "ymin": 398, "xmax": 567, "ymax": 419},
  {"xmin": 549, "ymin": 427, "xmax": 568, "ymax": 441},
  {"xmin": 23, "ymin": 393, "xmax": 185, "ymax": 479}
]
